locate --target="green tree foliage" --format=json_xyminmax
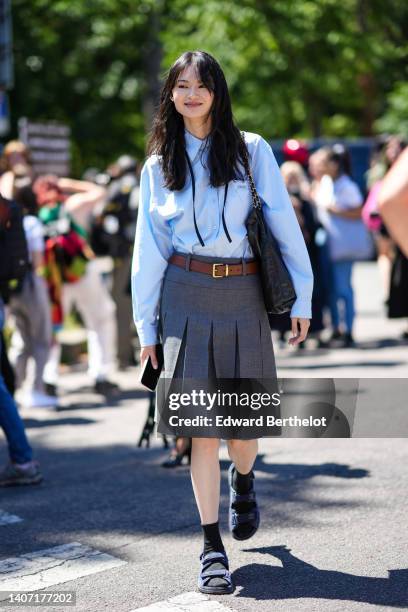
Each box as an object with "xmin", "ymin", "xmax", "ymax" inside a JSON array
[
  {"xmin": 162, "ymin": 0, "xmax": 408, "ymax": 139},
  {"xmin": 374, "ymin": 82, "xmax": 408, "ymax": 136},
  {"xmin": 11, "ymin": 0, "xmax": 161, "ymax": 172},
  {"xmin": 8, "ymin": 0, "xmax": 408, "ymax": 174}
]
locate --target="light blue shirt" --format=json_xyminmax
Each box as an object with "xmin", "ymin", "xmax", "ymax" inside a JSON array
[{"xmin": 132, "ymin": 130, "xmax": 314, "ymax": 346}]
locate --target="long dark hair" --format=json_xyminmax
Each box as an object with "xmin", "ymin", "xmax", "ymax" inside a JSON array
[{"xmin": 148, "ymin": 50, "xmax": 246, "ymax": 191}]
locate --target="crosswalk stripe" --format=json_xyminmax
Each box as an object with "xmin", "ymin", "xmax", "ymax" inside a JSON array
[
  {"xmin": 130, "ymin": 591, "xmax": 236, "ymax": 611},
  {"xmin": 0, "ymin": 541, "xmax": 127, "ymax": 598},
  {"xmin": 0, "ymin": 510, "xmax": 23, "ymax": 526}
]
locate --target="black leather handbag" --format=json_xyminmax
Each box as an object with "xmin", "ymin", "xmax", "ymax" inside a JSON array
[{"xmin": 241, "ymin": 139, "xmax": 297, "ymax": 314}]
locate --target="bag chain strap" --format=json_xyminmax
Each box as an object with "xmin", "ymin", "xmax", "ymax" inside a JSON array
[{"xmin": 240, "ymin": 132, "xmax": 262, "ymax": 211}]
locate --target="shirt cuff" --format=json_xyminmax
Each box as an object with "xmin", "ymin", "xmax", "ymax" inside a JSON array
[
  {"xmin": 136, "ymin": 323, "xmax": 159, "ymax": 348},
  {"xmin": 290, "ymin": 297, "xmax": 312, "ymax": 319}
]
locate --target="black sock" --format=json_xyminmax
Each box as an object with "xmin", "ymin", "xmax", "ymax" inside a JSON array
[
  {"xmin": 202, "ymin": 521, "xmax": 225, "ymax": 555},
  {"xmin": 232, "ymin": 468, "xmax": 253, "ymax": 494},
  {"xmin": 232, "ymin": 468, "xmax": 254, "ymax": 513},
  {"xmin": 231, "ymin": 467, "xmax": 256, "ymax": 538},
  {"xmin": 201, "ymin": 522, "xmax": 228, "ymax": 588}
]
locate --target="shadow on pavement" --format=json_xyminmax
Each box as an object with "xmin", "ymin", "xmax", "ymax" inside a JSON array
[
  {"xmin": 234, "ymin": 545, "xmax": 408, "ymax": 608},
  {"xmin": 39, "ymin": 387, "xmax": 151, "ymax": 411},
  {"xmin": 23, "ymin": 417, "xmax": 97, "ymax": 428},
  {"xmin": 57, "ymin": 387, "xmax": 150, "ymax": 400},
  {"xmin": 224, "ymin": 454, "xmax": 370, "ymax": 480},
  {"xmin": 0, "ymin": 436, "xmax": 372, "ymax": 560},
  {"xmin": 56, "ymin": 402, "xmax": 106, "ymax": 410},
  {"xmin": 356, "ymin": 338, "xmax": 408, "ymax": 350}
]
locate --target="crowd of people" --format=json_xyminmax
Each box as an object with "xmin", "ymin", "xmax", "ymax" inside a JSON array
[
  {"xmin": 268, "ymin": 134, "xmax": 408, "ymax": 348},
  {"xmin": 0, "ymin": 141, "xmax": 141, "ymax": 484},
  {"xmin": 0, "ymin": 143, "xmax": 141, "ymax": 408},
  {"xmin": 0, "ymin": 133, "xmax": 407, "ymax": 483}
]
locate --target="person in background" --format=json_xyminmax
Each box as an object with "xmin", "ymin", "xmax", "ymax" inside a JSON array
[
  {"xmin": 33, "ymin": 176, "xmax": 120, "ymax": 397},
  {"xmin": 378, "ymin": 145, "xmax": 408, "ymax": 338},
  {"xmin": 1, "ymin": 329, "xmax": 15, "ymax": 396},
  {"xmin": 378, "ymin": 144, "xmax": 408, "ymax": 257},
  {"xmin": 362, "ymin": 136, "xmax": 406, "ymax": 303},
  {"xmin": 7, "ymin": 187, "xmax": 55, "ymax": 407},
  {"xmin": 314, "ymin": 145, "xmax": 367, "ymax": 347},
  {"xmin": 0, "ymin": 141, "xmax": 55, "ymax": 407},
  {"xmin": 0, "ymin": 297, "xmax": 43, "ymax": 486},
  {"xmin": 365, "ymin": 135, "xmax": 402, "ymax": 191},
  {"xmin": 87, "ymin": 157, "xmax": 140, "ymax": 369},
  {"xmin": 309, "ymin": 147, "xmax": 331, "ymax": 202},
  {"xmin": 281, "ymin": 160, "xmax": 311, "ymax": 200},
  {"xmin": 161, "ymin": 437, "xmax": 192, "ymax": 468},
  {"xmin": 0, "ymin": 140, "xmax": 33, "ymax": 196},
  {"xmin": 308, "ymin": 147, "xmax": 333, "ymax": 329},
  {"xmin": 268, "ymin": 161, "xmax": 325, "ymax": 346},
  {"xmin": 106, "ymin": 156, "xmax": 140, "ymax": 369}
]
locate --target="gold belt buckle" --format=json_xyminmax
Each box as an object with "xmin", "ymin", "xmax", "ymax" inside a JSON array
[{"xmin": 212, "ymin": 263, "xmax": 228, "ymax": 278}]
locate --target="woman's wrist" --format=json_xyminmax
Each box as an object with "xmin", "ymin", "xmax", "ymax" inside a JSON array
[{"xmin": 137, "ymin": 325, "xmax": 159, "ymax": 348}]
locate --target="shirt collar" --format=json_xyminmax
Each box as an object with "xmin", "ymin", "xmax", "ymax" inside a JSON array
[{"xmin": 185, "ymin": 129, "xmax": 210, "ymax": 163}]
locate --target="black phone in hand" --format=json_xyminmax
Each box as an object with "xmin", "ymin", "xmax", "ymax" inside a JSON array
[{"xmin": 139, "ymin": 343, "xmax": 164, "ymax": 391}]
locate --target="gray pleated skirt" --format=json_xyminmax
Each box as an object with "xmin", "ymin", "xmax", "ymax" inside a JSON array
[{"xmin": 156, "ymin": 251, "xmax": 278, "ymax": 437}]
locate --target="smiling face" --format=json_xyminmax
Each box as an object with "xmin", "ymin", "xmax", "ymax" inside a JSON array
[{"xmin": 171, "ymin": 64, "xmax": 215, "ymax": 124}]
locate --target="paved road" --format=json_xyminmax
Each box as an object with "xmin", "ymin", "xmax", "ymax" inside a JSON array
[{"xmin": 1, "ymin": 262, "xmax": 408, "ymax": 612}]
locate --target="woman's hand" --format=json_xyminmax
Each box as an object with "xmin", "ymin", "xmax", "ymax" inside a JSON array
[
  {"xmin": 140, "ymin": 345, "xmax": 158, "ymax": 369},
  {"xmin": 288, "ymin": 318, "xmax": 310, "ymax": 346}
]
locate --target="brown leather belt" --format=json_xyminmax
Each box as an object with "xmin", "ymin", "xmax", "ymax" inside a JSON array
[{"xmin": 169, "ymin": 254, "xmax": 259, "ymax": 278}]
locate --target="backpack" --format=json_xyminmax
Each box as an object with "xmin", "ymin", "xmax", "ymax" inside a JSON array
[
  {"xmin": 40, "ymin": 203, "xmax": 92, "ymax": 284},
  {"xmin": 0, "ymin": 195, "xmax": 30, "ymax": 300}
]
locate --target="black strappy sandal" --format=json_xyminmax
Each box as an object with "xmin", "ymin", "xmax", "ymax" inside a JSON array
[{"xmin": 198, "ymin": 551, "xmax": 234, "ymax": 595}]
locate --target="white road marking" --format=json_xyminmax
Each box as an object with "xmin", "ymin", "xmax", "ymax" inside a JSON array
[
  {"xmin": 0, "ymin": 541, "xmax": 126, "ymax": 598},
  {"xmin": 131, "ymin": 590, "xmax": 236, "ymax": 611},
  {"xmin": 0, "ymin": 510, "xmax": 23, "ymax": 526}
]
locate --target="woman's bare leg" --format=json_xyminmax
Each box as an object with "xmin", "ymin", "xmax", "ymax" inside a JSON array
[
  {"xmin": 191, "ymin": 438, "xmax": 232, "ymax": 591},
  {"xmin": 190, "ymin": 437, "xmax": 221, "ymax": 524},
  {"xmin": 227, "ymin": 439, "xmax": 258, "ymax": 474}
]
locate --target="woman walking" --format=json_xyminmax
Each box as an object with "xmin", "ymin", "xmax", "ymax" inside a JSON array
[{"xmin": 132, "ymin": 51, "xmax": 313, "ymax": 594}]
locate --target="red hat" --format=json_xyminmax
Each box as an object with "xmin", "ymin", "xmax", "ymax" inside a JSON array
[{"xmin": 282, "ymin": 139, "xmax": 309, "ymax": 166}]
